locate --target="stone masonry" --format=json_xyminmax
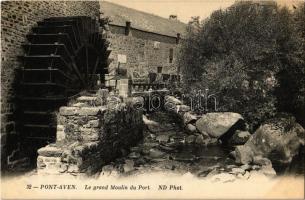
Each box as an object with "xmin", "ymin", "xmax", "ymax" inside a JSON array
[
  {"xmin": 1, "ymin": 1, "xmax": 100, "ymax": 169},
  {"xmin": 37, "ymin": 93, "xmax": 143, "ymax": 175},
  {"xmin": 101, "ymin": 1, "xmax": 185, "ymax": 84},
  {"xmin": 107, "ymin": 34, "xmax": 181, "ymax": 78}
]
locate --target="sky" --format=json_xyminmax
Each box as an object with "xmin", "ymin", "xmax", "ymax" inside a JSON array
[{"xmin": 102, "ymin": 0, "xmax": 303, "ymax": 23}]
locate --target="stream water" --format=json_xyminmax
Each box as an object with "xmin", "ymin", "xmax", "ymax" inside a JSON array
[{"xmin": 104, "ymin": 111, "xmax": 304, "ymax": 178}]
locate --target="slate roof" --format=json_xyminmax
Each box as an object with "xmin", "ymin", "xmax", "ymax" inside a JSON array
[{"xmin": 100, "ymin": 1, "xmax": 187, "ymax": 37}]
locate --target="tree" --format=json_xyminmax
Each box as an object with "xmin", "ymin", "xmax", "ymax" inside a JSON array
[
  {"xmin": 179, "ymin": 1, "xmax": 305, "ymax": 130},
  {"xmin": 275, "ymin": 2, "xmax": 305, "ymax": 125}
]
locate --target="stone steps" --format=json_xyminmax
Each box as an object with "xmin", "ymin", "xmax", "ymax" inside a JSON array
[{"xmin": 37, "ymin": 94, "xmax": 143, "ymax": 175}]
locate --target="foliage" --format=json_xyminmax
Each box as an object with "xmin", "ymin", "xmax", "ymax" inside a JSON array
[
  {"xmin": 179, "ymin": 2, "xmax": 305, "ymax": 130},
  {"xmin": 275, "ymin": 3, "xmax": 305, "ymax": 126}
]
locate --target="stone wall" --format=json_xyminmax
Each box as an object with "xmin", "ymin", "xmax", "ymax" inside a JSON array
[
  {"xmin": 164, "ymin": 95, "xmax": 197, "ymax": 130},
  {"xmin": 106, "ymin": 29, "xmax": 181, "ymax": 83},
  {"xmin": 37, "ymin": 94, "xmax": 143, "ymax": 175},
  {"xmin": 1, "ymin": 1, "xmax": 100, "ymax": 169},
  {"xmin": 163, "ymin": 95, "xmax": 249, "ymax": 146}
]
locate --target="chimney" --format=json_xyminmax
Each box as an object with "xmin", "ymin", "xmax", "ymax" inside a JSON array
[
  {"xmin": 169, "ymin": 15, "xmax": 178, "ymax": 20},
  {"xmin": 176, "ymin": 33, "xmax": 181, "ymax": 44},
  {"xmin": 125, "ymin": 21, "xmax": 131, "ymax": 36}
]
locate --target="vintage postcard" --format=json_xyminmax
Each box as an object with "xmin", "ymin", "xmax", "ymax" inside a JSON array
[{"xmin": 1, "ymin": 0, "xmax": 304, "ymax": 199}]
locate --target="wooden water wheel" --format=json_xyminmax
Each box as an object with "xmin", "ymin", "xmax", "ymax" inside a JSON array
[{"xmin": 18, "ymin": 16, "xmax": 110, "ymax": 158}]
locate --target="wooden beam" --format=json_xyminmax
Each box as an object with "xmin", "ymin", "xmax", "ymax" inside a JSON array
[
  {"xmin": 90, "ymin": 56, "xmax": 100, "ymax": 85},
  {"xmin": 71, "ymin": 61, "xmax": 86, "ymax": 88},
  {"xmin": 86, "ymin": 45, "xmax": 89, "ymax": 87}
]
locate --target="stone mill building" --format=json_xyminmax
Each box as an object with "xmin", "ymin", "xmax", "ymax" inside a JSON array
[{"xmin": 0, "ymin": 1, "xmax": 187, "ymax": 170}]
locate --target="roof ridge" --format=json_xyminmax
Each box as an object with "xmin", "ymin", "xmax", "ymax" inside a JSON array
[
  {"xmin": 100, "ymin": 1, "xmax": 187, "ymax": 37},
  {"xmin": 101, "ymin": 1, "xmax": 186, "ymax": 25}
]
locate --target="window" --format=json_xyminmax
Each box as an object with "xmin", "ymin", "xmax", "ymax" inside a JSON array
[
  {"xmin": 157, "ymin": 67, "xmax": 162, "ymax": 73},
  {"xmin": 137, "ymin": 51, "xmax": 145, "ymax": 62},
  {"xmin": 153, "ymin": 41, "xmax": 160, "ymax": 49},
  {"xmin": 118, "ymin": 54, "xmax": 127, "ymax": 63},
  {"xmin": 169, "ymin": 48, "xmax": 174, "ymax": 63}
]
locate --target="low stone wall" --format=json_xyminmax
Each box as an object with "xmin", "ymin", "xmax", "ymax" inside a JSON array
[
  {"xmin": 163, "ymin": 95, "xmax": 249, "ymax": 146},
  {"xmin": 37, "ymin": 94, "xmax": 143, "ymax": 175},
  {"xmin": 163, "ymin": 95, "xmax": 213, "ymax": 145},
  {"xmin": 164, "ymin": 95, "xmax": 198, "ymax": 130}
]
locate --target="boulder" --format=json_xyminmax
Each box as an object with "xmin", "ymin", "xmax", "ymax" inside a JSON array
[
  {"xmin": 228, "ymin": 130, "xmax": 251, "ymax": 145},
  {"xmin": 164, "ymin": 95, "xmax": 182, "ymax": 105},
  {"xmin": 89, "ymin": 119, "xmax": 101, "ymax": 128},
  {"xmin": 60, "ymin": 107, "xmax": 78, "ymax": 116},
  {"xmin": 134, "ymin": 157, "xmax": 146, "ymax": 166},
  {"xmin": 101, "ymin": 164, "xmax": 114, "ymax": 176},
  {"xmin": 149, "ymin": 148, "xmax": 166, "ymax": 159},
  {"xmin": 195, "ymin": 112, "xmax": 244, "ymax": 139},
  {"xmin": 96, "ymin": 89, "xmax": 109, "ymax": 106},
  {"xmin": 78, "ymin": 107, "xmax": 106, "ymax": 116},
  {"xmin": 159, "ymin": 144, "xmax": 176, "ymax": 152},
  {"xmin": 205, "ymin": 138, "xmax": 219, "ymax": 146},
  {"xmin": 156, "ymin": 135, "xmax": 170, "ymax": 144},
  {"xmin": 72, "ymin": 102, "xmax": 86, "ymax": 107},
  {"xmin": 123, "ymin": 159, "xmax": 135, "ymax": 173},
  {"xmin": 164, "ymin": 96, "xmax": 182, "ymax": 112},
  {"xmin": 126, "ymin": 96, "xmax": 144, "ymax": 109},
  {"xmin": 169, "ymin": 135, "xmax": 185, "ymax": 145},
  {"xmin": 253, "ymin": 156, "xmax": 272, "ymax": 166},
  {"xmin": 185, "ymin": 135, "xmax": 196, "ymax": 144},
  {"xmin": 76, "ymin": 96, "xmax": 98, "ymax": 103},
  {"xmin": 183, "ymin": 112, "xmax": 197, "ymax": 124},
  {"xmin": 142, "ymin": 142, "xmax": 159, "ymax": 151},
  {"xmin": 71, "ymin": 142, "xmax": 100, "ymax": 156},
  {"xmin": 170, "ymin": 154, "xmax": 196, "ymax": 162},
  {"xmin": 107, "ymin": 95, "xmax": 122, "ymax": 107},
  {"xmin": 143, "ymin": 115, "xmax": 159, "ymax": 126},
  {"xmin": 147, "ymin": 123, "xmax": 175, "ymax": 133},
  {"xmin": 195, "ymin": 135, "xmax": 205, "ymax": 145},
  {"xmin": 79, "ymin": 127, "xmax": 100, "ymax": 141},
  {"xmin": 208, "ymin": 173, "xmax": 236, "ymax": 183},
  {"xmin": 234, "ymin": 115, "xmax": 305, "ymax": 165},
  {"xmin": 230, "ymin": 167, "xmax": 245, "ymax": 175},
  {"xmin": 256, "ymin": 165, "xmax": 277, "ymax": 177},
  {"xmin": 235, "ymin": 145, "xmax": 254, "ymax": 164},
  {"xmin": 186, "ymin": 124, "xmax": 197, "ymax": 133},
  {"xmin": 57, "ymin": 125, "xmax": 64, "ymax": 131},
  {"xmin": 56, "ymin": 125, "xmax": 66, "ymax": 141},
  {"xmin": 128, "ymin": 152, "xmax": 141, "ymax": 159},
  {"xmin": 37, "ymin": 155, "xmax": 63, "ymax": 174},
  {"xmin": 38, "ymin": 145, "xmax": 63, "ymax": 157},
  {"xmin": 56, "ymin": 130, "xmax": 66, "ymax": 142},
  {"xmin": 240, "ymin": 164, "xmax": 252, "ymax": 171},
  {"xmin": 74, "ymin": 96, "xmax": 99, "ymax": 107},
  {"xmin": 130, "ymin": 146, "xmax": 141, "ymax": 153},
  {"xmin": 177, "ymin": 105, "xmax": 191, "ymax": 112}
]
